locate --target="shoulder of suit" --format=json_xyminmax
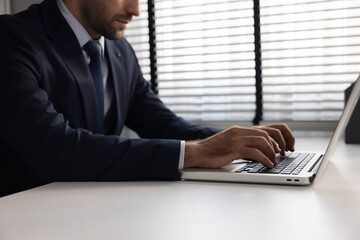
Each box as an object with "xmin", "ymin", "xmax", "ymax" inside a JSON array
[{"xmin": 0, "ymin": 5, "xmax": 42, "ymax": 34}]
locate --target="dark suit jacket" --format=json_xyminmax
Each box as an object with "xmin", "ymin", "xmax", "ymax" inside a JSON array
[{"xmin": 0, "ymin": 0, "xmax": 220, "ymax": 196}]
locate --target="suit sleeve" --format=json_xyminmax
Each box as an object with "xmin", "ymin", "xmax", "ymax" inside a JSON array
[{"xmin": 0, "ymin": 17, "xmax": 181, "ymax": 182}]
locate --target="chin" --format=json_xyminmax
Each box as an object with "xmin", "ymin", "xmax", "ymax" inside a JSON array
[
  {"xmin": 116, "ymin": 32, "xmax": 125, "ymax": 40},
  {"xmin": 109, "ymin": 26, "xmax": 125, "ymax": 39},
  {"xmin": 104, "ymin": 31, "xmax": 125, "ymax": 40}
]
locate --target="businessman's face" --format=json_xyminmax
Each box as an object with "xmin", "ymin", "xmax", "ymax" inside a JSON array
[{"xmin": 67, "ymin": 0, "xmax": 140, "ymax": 40}]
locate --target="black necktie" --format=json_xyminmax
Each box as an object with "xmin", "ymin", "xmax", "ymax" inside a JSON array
[{"xmin": 83, "ymin": 40, "xmax": 104, "ymax": 134}]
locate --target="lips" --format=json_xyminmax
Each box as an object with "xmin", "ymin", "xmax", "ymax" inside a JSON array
[
  {"xmin": 116, "ymin": 19, "xmax": 131, "ymax": 29},
  {"xmin": 118, "ymin": 19, "xmax": 130, "ymax": 24}
]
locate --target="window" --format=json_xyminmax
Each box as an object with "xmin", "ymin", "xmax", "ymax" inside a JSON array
[
  {"xmin": 155, "ymin": 0, "xmax": 256, "ymax": 122},
  {"xmin": 261, "ymin": 0, "xmax": 360, "ymax": 122},
  {"xmin": 125, "ymin": 0, "xmax": 360, "ymax": 127},
  {"xmin": 125, "ymin": 0, "xmax": 151, "ymax": 82}
]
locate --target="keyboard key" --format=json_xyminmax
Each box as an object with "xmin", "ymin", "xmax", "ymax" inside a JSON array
[
  {"xmin": 281, "ymin": 170, "xmax": 293, "ymax": 174},
  {"xmin": 291, "ymin": 153, "xmax": 316, "ymax": 175},
  {"xmin": 248, "ymin": 165, "xmax": 265, "ymax": 173},
  {"xmin": 260, "ymin": 168, "xmax": 283, "ymax": 174}
]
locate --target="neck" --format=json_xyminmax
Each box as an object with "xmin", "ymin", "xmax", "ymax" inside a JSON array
[{"xmin": 63, "ymin": 0, "xmax": 100, "ymax": 39}]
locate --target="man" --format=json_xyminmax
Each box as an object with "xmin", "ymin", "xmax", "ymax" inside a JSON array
[{"xmin": 0, "ymin": 0, "xmax": 295, "ymax": 197}]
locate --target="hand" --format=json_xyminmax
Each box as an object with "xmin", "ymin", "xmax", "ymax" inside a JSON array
[
  {"xmin": 254, "ymin": 124, "xmax": 295, "ymax": 155},
  {"xmin": 184, "ymin": 124, "xmax": 295, "ymax": 169}
]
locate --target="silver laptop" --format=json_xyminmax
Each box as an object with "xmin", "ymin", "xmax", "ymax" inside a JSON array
[{"xmin": 182, "ymin": 74, "xmax": 360, "ymax": 186}]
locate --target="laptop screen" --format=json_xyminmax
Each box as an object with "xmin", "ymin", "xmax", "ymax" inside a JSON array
[{"xmin": 314, "ymin": 74, "xmax": 360, "ymax": 183}]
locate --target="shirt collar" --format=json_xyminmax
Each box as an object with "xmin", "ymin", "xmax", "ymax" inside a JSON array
[{"xmin": 57, "ymin": 0, "xmax": 105, "ymax": 54}]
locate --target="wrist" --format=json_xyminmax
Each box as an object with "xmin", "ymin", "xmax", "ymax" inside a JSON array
[{"xmin": 184, "ymin": 141, "xmax": 201, "ymax": 168}]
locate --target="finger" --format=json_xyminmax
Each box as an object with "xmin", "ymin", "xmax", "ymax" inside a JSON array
[
  {"xmin": 272, "ymin": 138, "xmax": 281, "ymax": 153},
  {"xmin": 258, "ymin": 126, "xmax": 287, "ymax": 155},
  {"xmin": 244, "ymin": 136, "xmax": 277, "ymax": 166},
  {"xmin": 242, "ymin": 147, "xmax": 275, "ymax": 168},
  {"xmin": 248, "ymin": 128, "xmax": 278, "ymax": 151},
  {"xmin": 267, "ymin": 135, "xmax": 281, "ymax": 153},
  {"xmin": 265, "ymin": 124, "xmax": 296, "ymax": 152},
  {"xmin": 271, "ymin": 124, "xmax": 295, "ymax": 152}
]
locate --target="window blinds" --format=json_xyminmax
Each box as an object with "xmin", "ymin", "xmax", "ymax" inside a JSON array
[
  {"xmin": 125, "ymin": 0, "xmax": 360, "ymax": 124},
  {"xmin": 155, "ymin": 0, "xmax": 256, "ymax": 121},
  {"xmin": 260, "ymin": 0, "xmax": 360, "ymax": 121},
  {"xmin": 124, "ymin": 0, "xmax": 151, "ymax": 82}
]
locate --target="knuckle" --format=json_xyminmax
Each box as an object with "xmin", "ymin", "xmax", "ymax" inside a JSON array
[
  {"xmin": 255, "ymin": 129, "xmax": 268, "ymax": 136},
  {"xmin": 227, "ymin": 126, "xmax": 240, "ymax": 134},
  {"xmin": 260, "ymin": 136, "xmax": 269, "ymax": 143},
  {"xmin": 273, "ymin": 128, "xmax": 282, "ymax": 135}
]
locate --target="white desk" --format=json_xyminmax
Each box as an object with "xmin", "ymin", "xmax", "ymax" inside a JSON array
[{"xmin": 0, "ymin": 138, "xmax": 359, "ymax": 240}]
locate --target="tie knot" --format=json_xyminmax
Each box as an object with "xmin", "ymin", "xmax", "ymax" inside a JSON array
[{"xmin": 83, "ymin": 40, "xmax": 102, "ymax": 58}]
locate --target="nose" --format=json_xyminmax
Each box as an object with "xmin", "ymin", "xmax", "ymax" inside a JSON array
[{"xmin": 125, "ymin": 0, "xmax": 140, "ymax": 17}]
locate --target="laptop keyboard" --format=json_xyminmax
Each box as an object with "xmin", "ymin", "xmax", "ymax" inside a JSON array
[{"xmin": 235, "ymin": 152, "xmax": 315, "ymax": 175}]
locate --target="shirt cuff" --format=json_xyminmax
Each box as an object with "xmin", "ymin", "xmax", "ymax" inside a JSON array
[{"xmin": 178, "ymin": 140, "xmax": 185, "ymax": 172}]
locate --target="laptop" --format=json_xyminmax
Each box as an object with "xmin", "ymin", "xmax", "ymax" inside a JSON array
[{"xmin": 182, "ymin": 74, "xmax": 360, "ymax": 186}]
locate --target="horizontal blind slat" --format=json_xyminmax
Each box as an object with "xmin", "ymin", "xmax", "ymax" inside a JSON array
[
  {"xmin": 155, "ymin": 0, "xmax": 255, "ymax": 122},
  {"xmin": 261, "ymin": 0, "xmax": 359, "ymax": 121}
]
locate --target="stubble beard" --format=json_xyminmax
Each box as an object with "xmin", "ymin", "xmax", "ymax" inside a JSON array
[
  {"xmin": 81, "ymin": 2, "xmax": 130, "ymax": 40},
  {"xmin": 93, "ymin": 13, "xmax": 130, "ymax": 40}
]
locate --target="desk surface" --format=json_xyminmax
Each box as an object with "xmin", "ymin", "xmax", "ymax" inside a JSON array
[{"xmin": 1, "ymin": 138, "xmax": 359, "ymax": 240}]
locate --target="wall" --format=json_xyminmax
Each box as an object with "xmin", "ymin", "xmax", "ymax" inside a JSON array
[
  {"xmin": 11, "ymin": 0, "xmax": 42, "ymax": 13},
  {"xmin": 0, "ymin": 0, "xmax": 10, "ymax": 14}
]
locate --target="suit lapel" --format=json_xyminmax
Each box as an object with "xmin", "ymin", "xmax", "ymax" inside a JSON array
[
  {"xmin": 105, "ymin": 39, "xmax": 127, "ymax": 135},
  {"xmin": 40, "ymin": 0, "xmax": 97, "ymax": 132}
]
